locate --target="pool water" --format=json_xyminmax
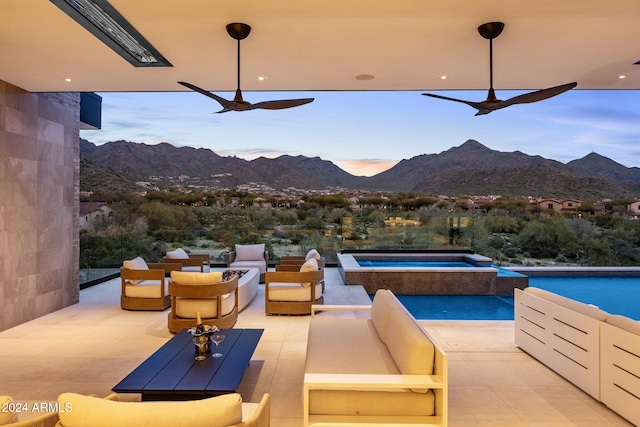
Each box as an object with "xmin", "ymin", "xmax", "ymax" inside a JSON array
[
  {"xmin": 389, "ymin": 275, "xmax": 640, "ymax": 321},
  {"xmin": 356, "ymin": 258, "xmax": 474, "ymax": 268}
]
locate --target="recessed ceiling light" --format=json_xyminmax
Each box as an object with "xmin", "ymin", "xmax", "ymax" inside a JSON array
[
  {"xmin": 50, "ymin": 0, "xmax": 172, "ymax": 67},
  {"xmin": 440, "ymin": 75, "xmax": 448, "ymax": 80},
  {"xmin": 619, "ymin": 75, "xmax": 627, "ymax": 79},
  {"xmin": 355, "ymin": 74, "xmax": 374, "ymax": 81},
  {"xmin": 257, "ymin": 76, "xmax": 267, "ymax": 81},
  {"xmin": 65, "ymin": 78, "xmax": 72, "ymax": 82}
]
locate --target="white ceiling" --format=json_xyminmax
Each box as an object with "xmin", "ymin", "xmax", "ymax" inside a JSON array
[{"xmin": 1, "ymin": 0, "xmax": 639, "ymax": 93}]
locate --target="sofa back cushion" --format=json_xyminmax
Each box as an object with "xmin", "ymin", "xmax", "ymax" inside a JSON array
[
  {"xmin": 370, "ymin": 289, "xmax": 399, "ymax": 343},
  {"xmin": 170, "ymin": 271, "xmax": 223, "ymax": 285},
  {"xmin": 235, "ymin": 244, "xmax": 265, "ymax": 261},
  {"xmin": 57, "ymin": 393, "xmax": 242, "ymax": 427},
  {"xmin": 385, "ymin": 307, "xmax": 435, "ymax": 392},
  {"xmin": 166, "ymin": 247, "xmax": 189, "ymax": 259}
]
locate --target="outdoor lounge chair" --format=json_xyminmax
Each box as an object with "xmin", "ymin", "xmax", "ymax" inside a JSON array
[
  {"xmin": 163, "ymin": 247, "xmax": 209, "ymax": 272},
  {"xmin": 264, "ymin": 258, "xmax": 324, "ymax": 315},
  {"xmin": 227, "ymin": 244, "xmax": 269, "ymax": 282},
  {"xmin": 279, "ymin": 248, "xmax": 325, "ymax": 268},
  {"xmin": 120, "ymin": 257, "xmax": 181, "ymax": 311},
  {"xmin": 167, "ymin": 271, "xmax": 239, "ymax": 333}
]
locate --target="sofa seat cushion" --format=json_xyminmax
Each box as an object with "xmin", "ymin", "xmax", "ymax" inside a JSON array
[
  {"xmin": 306, "ymin": 318, "xmax": 397, "ymax": 374},
  {"xmin": 175, "ymin": 295, "xmax": 235, "ymax": 318},
  {"xmin": 124, "ymin": 280, "xmax": 166, "ymax": 298},
  {"xmin": 524, "ymin": 287, "xmax": 609, "ymax": 321},
  {"xmin": 267, "ymin": 282, "xmax": 323, "ymax": 302},
  {"xmin": 305, "ymin": 318, "xmax": 435, "ymax": 416},
  {"xmin": 230, "ymin": 260, "xmax": 266, "ymax": 274},
  {"xmin": 57, "ymin": 392, "xmax": 242, "ymax": 427}
]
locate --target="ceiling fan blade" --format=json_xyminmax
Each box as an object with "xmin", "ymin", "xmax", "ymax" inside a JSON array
[
  {"xmin": 422, "ymin": 93, "xmax": 485, "ymax": 111},
  {"xmin": 178, "ymin": 81, "xmax": 234, "ymax": 112},
  {"xmin": 500, "ymin": 82, "xmax": 578, "ymax": 107},
  {"xmin": 251, "ymin": 98, "xmax": 315, "ymax": 110}
]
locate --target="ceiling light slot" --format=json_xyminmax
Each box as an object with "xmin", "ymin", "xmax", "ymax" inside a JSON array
[{"xmin": 50, "ymin": 0, "xmax": 172, "ymax": 67}]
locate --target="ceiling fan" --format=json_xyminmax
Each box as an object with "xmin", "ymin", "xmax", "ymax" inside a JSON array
[
  {"xmin": 422, "ymin": 22, "xmax": 577, "ymax": 116},
  {"xmin": 178, "ymin": 23, "xmax": 314, "ymax": 113}
]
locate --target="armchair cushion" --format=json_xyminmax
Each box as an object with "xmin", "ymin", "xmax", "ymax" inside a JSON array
[
  {"xmin": 176, "ymin": 295, "xmax": 236, "ymax": 319},
  {"xmin": 124, "ymin": 280, "xmax": 166, "ymax": 299},
  {"xmin": 266, "ymin": 282, "xmax": 323, "ymax": 302},
  {"xmin": 299, "ymin": 258, "xmax": 319, "ymax": 287},
  {"xmin": 170, "ymin": 271, "xmax": 223, "ymax": 285},
  {"xmin": 122, "ymin": 257, "xmax": 148, "ymax": 284},
  {"xmin": 235, "ymin": 244, "xmax": 265, "ymax": 261},
  {"xmin": 166, "ymin": 248, "xmax": 189, "ymax": 259},
  {"xmin": 0, "ymin": 396, "xmax": 18, "ymax": 425},
  {"xmin": 57, "ymin": 392, "xmax": 242, "ymax": 427}
]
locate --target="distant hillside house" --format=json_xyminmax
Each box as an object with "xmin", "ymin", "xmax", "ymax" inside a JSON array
[
  {"xmin": 538, "ymin": 198, "xmax": 582, "ymax": 213},
  {"xmin": 79, "ymin": 202, "xmax": 114, "ymax": 231},
  {"xmin": 628, "ymin": 201, "xmax": 640, "ymax": 216}
]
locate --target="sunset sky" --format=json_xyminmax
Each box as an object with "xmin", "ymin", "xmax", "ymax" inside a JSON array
[{"xmin": 81, "ymin": 89, "xmax": 640, "ymax": 177}]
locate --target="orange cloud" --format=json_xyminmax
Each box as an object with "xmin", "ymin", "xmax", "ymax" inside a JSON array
[{"xmin": 335, "ymin": 159, "xmax": 398, "ymax": 177}]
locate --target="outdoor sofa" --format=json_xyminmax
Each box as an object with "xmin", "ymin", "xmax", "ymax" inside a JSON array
[{"xmin": 303, "ymin": 289, "xmax": 448, "ymax": 426}]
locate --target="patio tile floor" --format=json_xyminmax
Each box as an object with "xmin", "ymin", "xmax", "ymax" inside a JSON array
[{"xmin": 0, "ymin": 268, "xmax": 633, "ymax": 426}]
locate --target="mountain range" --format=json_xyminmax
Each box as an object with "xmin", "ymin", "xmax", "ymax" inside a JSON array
[{"xmin": 79, "ymin": 138, "xmax": 640, "ymax": 199}]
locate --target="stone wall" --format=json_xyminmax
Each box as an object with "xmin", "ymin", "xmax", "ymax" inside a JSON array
[{"xmin": 0, "ymin": 80, "xmax": 80, "ymax": 331}]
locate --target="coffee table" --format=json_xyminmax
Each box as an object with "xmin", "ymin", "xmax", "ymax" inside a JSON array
[{"xmin": 113, "ymin": 328, "xmax": 263, "ymax": 401}]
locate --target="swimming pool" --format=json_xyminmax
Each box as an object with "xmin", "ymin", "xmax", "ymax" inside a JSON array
[{"xmin": 396, "ymin": 275, "xmax": 640, "ymax": 321}]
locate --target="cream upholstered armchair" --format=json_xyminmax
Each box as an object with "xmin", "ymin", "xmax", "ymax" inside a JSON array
[
  {"xmin": 163, "ymin": 247, "xmax": 209, "ymax": 272},
  {"xmin": 53, "ymin": 393, "xmax": 270, "ymax": 427},
  {"xmin": 167, "ymin": 271, "xmax": 239, "ymax": 333},
  {"xmin": 279, "ymin": 249, "xmax": 325, "ymax": 268},
  {"xmin": 120, "ymin": 257, "xmax": 181, "ymax": 311},
  {"xmin": 227, "ymin": 244, "xmax": 269, "ymax": 282},
  {"xmin": 265, "ymin": 258, "xmax": 324, "ymax": 315}
]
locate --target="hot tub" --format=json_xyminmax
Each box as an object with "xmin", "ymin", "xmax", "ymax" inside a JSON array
[{"xmin": 337, "ymin": 251, "xmax": 528, "ymax": 295}]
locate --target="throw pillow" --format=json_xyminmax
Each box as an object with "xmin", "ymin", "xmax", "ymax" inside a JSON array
[
  {"xmin": 122, "ymin": 256, "xmax": 148, "ymax": 284},
  {"xmin": 123, "ymin": 256, "xmax": 148, "ymax": 271},
  {"xmin": 305, "ymin": 248, "xmax": 321, "ymax": 261},
  {"xmin": 57, "ymin": 393, "xmax": 243, "ymax": 427},
  {"xmin": 166, "ymin": 247, "xmax": 189, "ymax": 259},
  {"xmin": 299, "ymin": 258, "xmax": 319, "ymax": 287},
  {"xmin": 235, "ymin": 244, "xmax": 265, "ymax": 261}
]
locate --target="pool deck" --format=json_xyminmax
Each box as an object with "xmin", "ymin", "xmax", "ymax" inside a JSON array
[{"xmin": 0, "ymin": 267, "xmax": 633, "ymax": 426}]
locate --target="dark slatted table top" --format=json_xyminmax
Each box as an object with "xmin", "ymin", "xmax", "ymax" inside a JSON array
[{"xmin": 113, "ymin": 328, "xmax": 263, "ymax": 401}]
